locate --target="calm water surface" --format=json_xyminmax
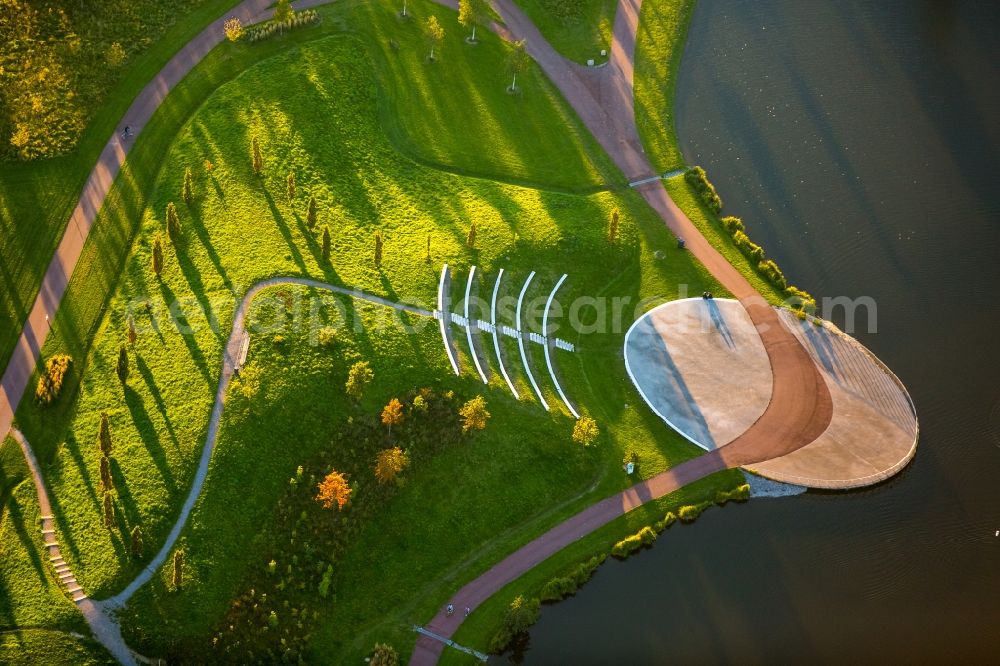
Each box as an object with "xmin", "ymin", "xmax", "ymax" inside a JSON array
[{"xmin": 514, "ymin": 0, "xmax": 1000, "ymax": 661}]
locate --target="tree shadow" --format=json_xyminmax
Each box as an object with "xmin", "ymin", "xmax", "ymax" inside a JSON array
[
  {"xmin": 186, "ymin": 201, "xmax": 232, "ymax": 290},
  {"xmin": 134, "ymin": 354, "xmax": 181, "ymax": 450},
  {"xmin": 157, "ymin": 280, "xmax": 213, "ymax": 387},
  {"xmin": 122, "ymin": 386, "xmax": 178, "ymax": 494},
  {"xmin": 262, "ymin": 187, "xmax": 308, "ymax": 274}
]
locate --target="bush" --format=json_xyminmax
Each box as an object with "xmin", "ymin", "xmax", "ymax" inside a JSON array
[
  {"xmin": 653, "ymin": 511, "xmax": 676, "ymax": 533},
  {"xmin": 539, "ymin": 555, "xmax": 605, "ymax": 602},
  {"xmin": 678, "ymin": 502, "xmax": 709, "ymax": 523},
  {"xmin": 715, "ymin": 484, "xmax": 751, "ymax": 506},
  {"xmin": 35, "ymin": 354, "xmax": 72, "ymax": 405},
  {"xmin": 758, "ymin": 259, "xmax": 787, "ymax": 289},
  {"xmin": 610, "ymin": 526, "xmax": 657, "ymax": 559},
  {"xmin": 684, "ymin": 166, "xmax": 723, "ymax": 213},
  {"xmin": 244, "ymin": 10, "xmax": 320, "ymax": 43},
  {"xmin": 721, "ymin": 215, "xmax": 744, "ymax": 235},
  {"xmin": 785, "ymin": 285, "xmax": 816, "ymax": 312}
]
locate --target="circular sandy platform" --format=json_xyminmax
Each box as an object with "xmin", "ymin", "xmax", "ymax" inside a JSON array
[{"xmin": 624, "ymin": 298, "xmax": 917, "ymax": 489}]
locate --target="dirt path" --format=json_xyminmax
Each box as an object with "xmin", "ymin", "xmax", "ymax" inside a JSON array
[{"xmin": 410, "ymin": 1, "xmax": 832, "ymax": 662}]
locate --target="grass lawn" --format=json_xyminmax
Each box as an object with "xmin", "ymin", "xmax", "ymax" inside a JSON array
[
  {"xmin": 0, "ymin": 628, "xmax": 114, "ymax": 665},
  {"xmin": 513, "ymin": 0, "xmax": 617, "ymax": 64},
  {"xmin": 633, "ymin": 0, "xmax": 697, "ymax": 172},
  {"xmin": 0, "ymin": 0, "xmax": 242, "ymax": 374}
]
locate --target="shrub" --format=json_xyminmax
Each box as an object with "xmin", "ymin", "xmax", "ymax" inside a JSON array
[
  {"xmin": 103, "ymin": 492, "xmax": 116, "ymax": 529},
  {"xmin": 374, "ymin": 230, "xmax": 383, "ymax": 267},
  {"xmin": 183, "ymin": 167, "xmax": 194, "ymax": 205},
  {"xmin": 467, "ymin": 221, "xmax": 476, "ymax": 248},
  {"xmin": 152, "ymin": 235, "xmax": 164, "ymax": 277},
  {"xmin": 539, "ymin": 555, "xmax": 605, "ymax": 602},
  {"xmin": 785, "ymin": 285, "xmax": 816, "ymax": 312},
  {"xmin": 489, "ymin": 595, "xmax": 540, "ymax": 654},
  {"xmin": 678, "ymin": 502, "xmax": 709, "ymax": 523},
  {"xmin": 224, "ymin": 17, "xmax": 244, "ymax": 42},
  {"xmin": 611, "ymin": 526, "xmax": 657, "ymax": 559},
  {"xmin": 684, "ymin": 166, "xmax": 723, "ymax": 213},
  {"xmin": 308, "ymin": 196, "xmax": 318, "ymax": 229},
  {"xmin": 374, "ymin": 447, "xmax": 409, "ymax": 484},
  {"xmin": 608, "ymin": 208, "xmax": 619, "ymax": 243},
  {"xmin": 321, "ymin": 225, "xmax": 331, "ymax": 260},
  {"xmin": 721, "ymin": 215, "xmax": 744, "ymax": 235},
  {"xmin": 622, "ymin": 449, "xmax": 638, "ymax": 467},
  {"xmin": 130, "ymin": 526, "xmax": 144, "ymax": 557},
  {"xmin": 654, "ymin": 511, "xmax": 677, "ymax": 533},
  {"xmin": 572, "ymin": 415, "xmax": 599, "ymax": 446},
  {"xmin": 106, "ymin": 42, "xmax": 127, "ymax": 68},
  {"xmin": 715, "ymin": 484, "xmax": 751, "ymax": 505},
  {"xmin": 318, "ymin": 327, "xmax": 336, "ymax": 347},
  {"xmin": 370, "ymin": 643, "xmax": 399, "ymax": 666},
  {"xmin": 758, "ymin": 259, "xmax": 787, "ymax": 289},
  {"xmin": 116, "ymin": 344, "xmax": 130, "ymax": 383},
  {"xmin": 34, "ymin": 354, "xmax": 72, "ymax": 405},
  {"xmin": 98, "ymin": 411, "xmax": 113, "ymax": 457},
  {"xmin": 243, "ymin": 10, "xmax": 320, "ymax": 43}
]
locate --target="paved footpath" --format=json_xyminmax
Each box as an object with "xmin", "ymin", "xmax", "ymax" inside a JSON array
[{"xmin": 411, "ymin": 0, "xmax": 833, "ymax": 663}]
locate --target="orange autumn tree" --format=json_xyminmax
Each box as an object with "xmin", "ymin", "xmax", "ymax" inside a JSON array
[
  {"xmin": 374, "ymin": 447, "xmax": 410, "ymax": 485},
  {"xmin": 381, "ymin": 398, "xmax": 405, "ymax": 435},
  {"xmin": 316, "ymin": 470, "xmax": 352, "ymax": 511}
]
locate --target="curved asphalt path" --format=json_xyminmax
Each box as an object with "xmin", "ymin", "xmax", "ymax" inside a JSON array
[{"xmin": 411, "ymin": 0, "xmax": 832, "ymax": 662}]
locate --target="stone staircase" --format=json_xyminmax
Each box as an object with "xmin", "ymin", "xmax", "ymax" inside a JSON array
[{"xmin": 39, "ymin": 514, "xmax": 87, "ymax": 603}]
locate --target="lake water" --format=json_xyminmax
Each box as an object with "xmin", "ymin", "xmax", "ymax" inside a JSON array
[{"xmin": 514, "ymin": 0, "xmax": 1000, "ymax": 661}]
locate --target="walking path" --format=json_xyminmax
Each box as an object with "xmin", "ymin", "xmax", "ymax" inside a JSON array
[{"xmin": 411, "ymin": 0, "xmax": 833, "ymax": 662}]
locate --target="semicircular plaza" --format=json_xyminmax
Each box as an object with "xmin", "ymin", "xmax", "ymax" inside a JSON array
[{"xmin": 624, "ymin": 298, "xmax": 918, "ymax": 489}]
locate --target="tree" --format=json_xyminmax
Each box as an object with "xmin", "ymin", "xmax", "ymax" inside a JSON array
[
  {"xmin": 466, "ymin": 221, "xmax": 476, "ymax": 248},
  {"xmin": 307, "ymin": 195, "xmax": 318, "ymax": 229},
  {"xmin": 166, "ymin": 202, "xmax": 181, "ymax": 245},
  {"xmin": 370, "ymin": 643, "xmax": 400, "ymax": 666},
  {"xmin": 425, "ymin": 16, "xmax": 444, "ymax": 61},
  {"xmin": 127, "ymin": 314, "xmax": 137, "ymax": 346},
  {"xmin": 459, "ymin": 395, "xmax": 490, "ymax": 433},
  {"xmin": 572, "ymin": 415, "xmax": 600, "ymax": 446},
  {"xmin": 287, "ymin": 172, "xmax": 296, "ymax": 201},
  {"xmin": 374, "ymin": 230, "xmax": 383, "ymax": 267},
  {"xmin": 345, "ymin": 360, "xmax": 374, "ymax": 399},
  {"xmin": 374, "ymin": 447, "xmax": 410, "ymax": 485},
  {"xmin": 224, "ymin": 17, "xmax": 244, "ymax": 42},
  {"xmin": 103, "ymin": 491, "xmax": 116, "ymax": 529},
  {"xmin": 274, "ymin": 0, "xmax": 294, "ymax": 24},
  {"xmin": 183, "ymin": 167, "xmax": 194, "ymax": 205},
  {"xmin": 381, "ymin": 398, "xmax": 405, "ymax": 435},
  {"xmin": 608, "ymin": 208, "xmax": 619, "ymax": 243},
  {"xmin": 172, "ymin": 549, "xmax": 184, "ymax": 589},
  {"xmin": 322, "ymin": 225, "xmax": 331, "ymax": 261},
  {"xmin": 116, "ymin": 344, "xmax": 129, "ymax": 384},
  {"xmin": 252, "ymin": 137, "xmax": 263, "ymax": 175},
  {"xmin": 98, "ymin": 412, "xmax": 113, "ymax": 457},
  {"xmin": 100, "ymin": 455, "xmax": 113, "ymax": 491},
  {"xmin": 506, "ymin": 40, "xmax": 530, "ymax": 92},
  {"xmin": 459, "ymin": 0, "xmax": 488, "ymax": 42},
  {"xmin": 130, "ymin": 526, "xmax": 144, "ymax": 557},
  {"xmin": 315, "ymin": 470, "xmax": 352, "ymax": 510},
  {"xmin": 489, "ymin": 595, "xmax": 540, "ymax": 653},
  {"xmin": 152, "ymin": 235, "xmax": 164, "ymax": 277}
]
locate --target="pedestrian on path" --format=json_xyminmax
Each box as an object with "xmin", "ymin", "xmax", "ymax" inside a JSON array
[
  {"xmin": 464, "ymin": 606, "xmax": 471, "ymax": 617},
  {"xmin": 446, "ymin": 604, "xmax": 454, "ymax": 616}
]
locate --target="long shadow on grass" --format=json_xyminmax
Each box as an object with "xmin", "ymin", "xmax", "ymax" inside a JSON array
[
  {"xmin": 122, "ymin": 386, "xmax": 178, "ymax": 494},
  {"xmin": 174, "ymin": 240, "xmax": 224, "ymax": 344},
  {"xmin": 185, "ymin": 201, "xmax": 232, "ymax": 291},
  {"xmin": 262, "ymin": 187, "xmax": 309, "ymax": 274},
  {"xmin": 157, "ymin": 281, "xmax": 213, "ymax": 387},
  {"xmin": 134, "ymin": 354, "xmax": 181, "ymax": 450},
  {"xmin": 4, "ymin": 493, "xmax": 45, "ymax": 582},
  {"xmin": 109, "ymin": 458, "xmax": 141, "ymax": 528}
]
